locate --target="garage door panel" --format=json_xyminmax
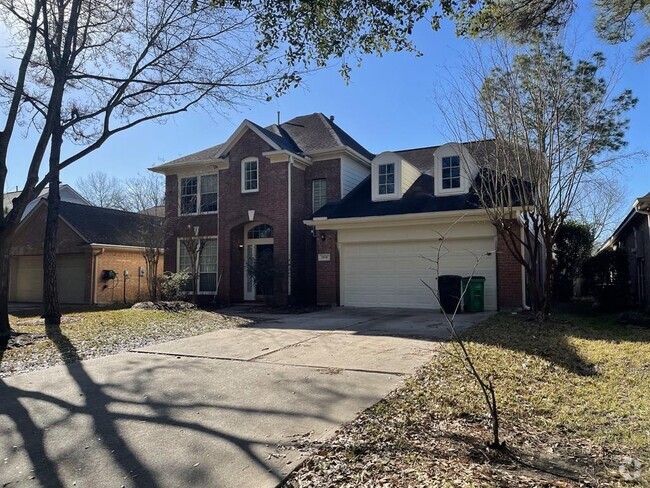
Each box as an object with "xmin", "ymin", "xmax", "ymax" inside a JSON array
[
  {"xmin": 341, "ymin": 238, "xmax": 497, "ymax": 311},
  {"xmin": 11, "ymin": 255, "xmax": 87, "ymax": 304}
]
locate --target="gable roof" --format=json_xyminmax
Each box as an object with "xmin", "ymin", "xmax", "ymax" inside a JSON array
[
  {"xmin": 393, "ymin": 140, "xmax": 501, "ymax": 171},
  {"xmin": 4, "ymin": 184, "xmax": 90, "ymax": 217},
  {"xmin": 150, "ymin": 113, "xmax": 373, "ymax": 172},
  {"xmin": 275, "ymin": 113, "xmax": 374, "ymax": 160},
  {"xmin": 156, "ymin": 143, "xmax": 224, "ymax": 168},
  {"xmin": 55, "ymin": 201, "xmax": 163, "ymax": 247},
  {"xmin": 600, "ymin": 191, "xmax": 650, "ymax": 252}
]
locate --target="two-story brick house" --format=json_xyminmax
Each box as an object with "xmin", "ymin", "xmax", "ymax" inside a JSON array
[
  {"xmin": 151, "ymin": 113, "xmax": 528, "ymax": 310},
  {"xmin": 151, "ymin": 113, "xmax": 372, "ymax": 305}
]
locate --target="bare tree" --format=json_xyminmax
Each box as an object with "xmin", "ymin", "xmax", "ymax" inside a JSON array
[
  {"xmin": 123, "ymin": 173, "xmax": 165, "ymax": 215},
  {"xmin": 76, "ymin": 171, "xmax": 127, "ymax": 209},
  {"xmin": 0, "ymin": 0, "xmax": 289, "ymax": 334},
  {"xmin": 124, "ymin": 173, "xmax": 166, "ymax": 301},
  {"xmin": 420, "ymin": 216, "xmax": 502, "ymax": 448},
  {"xmin": 179, "ymin": 225, "xmax": 208, "ymax": 304},
  {"xmin": 571, "ymin": 176, "xmax": 626, "ymax": 249},
  {"xmin": 439, "ymin": 37, "xmax": 636, "ymax": 318},
  {"xmin": 140, "ymin": 217, "xmax": 165, "ymax": 302}
]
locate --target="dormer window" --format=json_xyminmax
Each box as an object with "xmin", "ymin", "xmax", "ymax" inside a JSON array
[
  {"xmin": 371, "ymin": 152, "xmax": 421, "ymax": 202},
  {"xmin": 441, "ymin": 156, "xmax": 461, "ymax": 189},
  {"xmin": 433, "ymin": 144, "xmax": 477, "ymax": 197},
  {"xmin": 378, "ymin": 163, "xmax": 395, "ymax": 195}
]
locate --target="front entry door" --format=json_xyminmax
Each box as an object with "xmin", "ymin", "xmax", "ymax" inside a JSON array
[
  {"xmin": 244, "ymin": 223, "xmax": 275, "ymax": 301},
  {"xmin": 255, "ymin": 244, "xmax": 274, "ymax": 299},
  {"xmin": 244, "ymin": 243, "xmax": 275, "ymax": 301}
]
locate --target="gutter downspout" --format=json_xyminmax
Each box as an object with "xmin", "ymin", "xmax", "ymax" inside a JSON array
[
  {"xmin": 287, "ymin": 156, "xmax": 293, "ymax": 299},
  {"xmin": 91, "ymin": 247, "xmax": 105, "ymax": 305}
]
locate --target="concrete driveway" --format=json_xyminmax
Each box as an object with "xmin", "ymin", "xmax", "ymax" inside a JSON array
[{"xmin": 0, "ymin": 307, "xmax": 490, "ymax": 488}]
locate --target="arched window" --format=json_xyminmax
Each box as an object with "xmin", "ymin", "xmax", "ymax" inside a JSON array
[{"xmin": 247, "ymin": 224, "xmax": 273, "ymax": 239}]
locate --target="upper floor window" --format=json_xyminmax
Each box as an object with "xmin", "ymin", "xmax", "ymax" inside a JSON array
[
  {"xmin": 179, "ymin": 174, "xmax": 218, "ymax": 215},
  {"xmin": 242, "ymin": 158, "xmax": 259, "ymax": 193},
  {"xmin": 180, "ymin": 176, "xmax": 198, "ymax": 215},
  {"xmin": 441, "ymin": 156, "xmax": 461, "ymax": 189},
  {"xmin": 312, "ymin": 179, "xmax": 327, "ymax": 212},
  {"xmin": 200, "ymin": 175, "xmax": 218, "ymax": 212},
  {"xmin": 378, "ymin": 163, "xmax": 395, "ymax": 195}
]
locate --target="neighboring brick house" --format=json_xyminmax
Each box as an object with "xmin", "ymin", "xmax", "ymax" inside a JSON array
[
  {"xmin": 601, "ymin": 192, "xmax": 650, "ymax": 310},
  {"xmin": 9, "ymin": 200, "xmax": 164, "ymax": 305},
  {"xmin": 151, "ymin": 113, "xmax": 528, "ymax": 310}
]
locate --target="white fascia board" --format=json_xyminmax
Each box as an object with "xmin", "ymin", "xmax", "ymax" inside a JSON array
[
  {"xmin": 304, "ymin": 208, "xmax": 493, "ymax": 229},
  {"xmin": 263, "ymin": 150, "xmax": 311, "ymax": 168},
  {"xmin": 149, "ymin": 159, "xmax": 229, "ymax": 175},
  {"xmin": 88, "ymin": 243, "xmax": 165, "ymax": 252},
  {"xmin": 598, "ymin": 207, "xmax": 637, "ymax": 253},
  {"xmin": 308, "ymin": 146, "xmax": 371, "ymax": 167}
]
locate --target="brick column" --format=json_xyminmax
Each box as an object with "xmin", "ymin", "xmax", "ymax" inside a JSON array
[
  {"xmin": 315, "ymin": 230, "xmax": 338, "ymax": 306},
  {"xmin": 496, "ymin": 230, "xmax": 523, "ymax": 310}
]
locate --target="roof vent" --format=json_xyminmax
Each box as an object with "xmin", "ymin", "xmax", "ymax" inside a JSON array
[{"xmin": 329, "ymin": 115, "xmax": 335, "ymax": 122}]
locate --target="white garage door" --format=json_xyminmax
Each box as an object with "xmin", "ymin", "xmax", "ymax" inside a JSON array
[
  {"xmin": 11, "ymin": 255, "xmax": 87, "ymax": 303},
  {"xmin": 341, "ymin": 238, "xmax": 497, "ymax": 310}
]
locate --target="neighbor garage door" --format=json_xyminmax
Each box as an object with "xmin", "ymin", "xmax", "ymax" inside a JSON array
[
  {"xmin": 11, "ymin": 255, "xmax": 87, "ymax": 303},
  {"xmin": 340, "ymin": 236, "xmax": 498, "ymax": 310}
]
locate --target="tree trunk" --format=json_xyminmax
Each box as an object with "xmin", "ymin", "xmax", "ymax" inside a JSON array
[
  {"xmin": 542, "ymin": 237, "xmax": 554, "ymax": 318},
  {"xmin": 0, "ymin": 232, "xmax": 12, "ymax": 351},
  {"xmin": 42, "ymin": 126, "xmax": 63, "ymax": 326}
]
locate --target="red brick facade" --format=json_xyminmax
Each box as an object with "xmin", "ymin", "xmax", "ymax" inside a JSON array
[
  {"xmin": 496, "ymin": 226, "xmax": 524, "ymax": 310},
  {"xmin": 315, "ymin": 230, "xmax": 339, "ymax": 305},
  {"xmin": 163, "ymin": 128, "xmax": 344, "ymax": 305},
  {"xmin": 160, "ymin": 124, "xmax": 525, "ymax": 310},
  {"xmin": 9, "ymin": 204, "xmax": 163, "ymax": 304},
  {"xmin": 94, "ymin": 249, "xmax": 161, "ymax": 304}
]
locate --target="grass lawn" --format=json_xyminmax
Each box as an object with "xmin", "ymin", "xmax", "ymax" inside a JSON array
[
  {"xmin": 1, "ymin": 305, "xmax": 251, "ymax": 377},
  {"xmin": 287, "ymin": 308, "xmax": 650, "ymax": 487}
]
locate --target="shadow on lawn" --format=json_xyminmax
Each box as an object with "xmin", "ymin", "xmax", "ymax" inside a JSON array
[
  {"xmin": 464, "ymin": 303, "xmax": 650, "ymax": 377},
  {"xmin": 8, "ymin": 303, "xmax": 130, "ymax": 319}
]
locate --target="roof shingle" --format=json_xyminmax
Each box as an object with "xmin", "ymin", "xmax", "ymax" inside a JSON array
[
  {"xmin": 58, "ymin": 201, "xmax": 163, "ymax": 247},
  {"xmin": 312, "ymin": 174, "xmax": 482, "ymax": 220},
  {"xmin": 152, "ymin": 113, "xmax": 374, "ymax": 170}
]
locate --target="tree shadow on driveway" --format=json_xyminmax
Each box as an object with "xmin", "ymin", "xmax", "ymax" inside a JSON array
[{"xmin": 0, "ymin": 320, "xmax": 386, "ymax": 487}]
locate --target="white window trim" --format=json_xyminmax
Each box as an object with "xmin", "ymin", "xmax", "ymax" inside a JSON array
[
  {"xmin": 440, "ymin": 155, "xmax": 462, "ymax": 192},
  {"xmin": 372, "ymin": 160, "xmax": 403, "ymax": 201},
  {"xmin": 241, "ymin": 157, "xmax": 260, "ymax": 193},
  {"xmin": 176, "ymin": 236, "xmax": 219, "ymax": 295},
  {"xmin": 178, "ymin": 173, "xmax": 219, "ymax": 216},
  {"xmin": 434, "ymin": 154, "xmax": 469, "ymax": 196},
  {"xmin": 378, "ymin": 163, "xmax": 396, "ymax": 196},
  {"xmin": 312, "ymin": 179, "xmax": 327, "ymax": 213},
  {"xmin": 433, "ymin": 144, "xmax": 475, "ymax": 197}
]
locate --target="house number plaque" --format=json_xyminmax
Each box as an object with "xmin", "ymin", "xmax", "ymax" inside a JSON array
[{"xmin": 318, "ymin": 253, "xmax": 331, "ymax": 262}]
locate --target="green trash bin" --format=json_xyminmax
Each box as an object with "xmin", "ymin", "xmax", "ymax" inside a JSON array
[{"xmin": 462, "ymin": 276, "xmax": 485, "ymax": 312}]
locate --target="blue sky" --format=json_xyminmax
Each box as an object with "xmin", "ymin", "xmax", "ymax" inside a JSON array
[{"xmin": 2, "ymin": 1, "xmax": 649, "ymax": 212}]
